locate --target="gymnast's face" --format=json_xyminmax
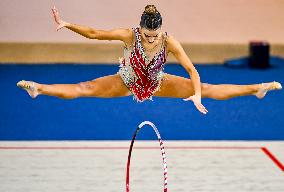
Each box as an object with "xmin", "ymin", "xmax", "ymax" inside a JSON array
[{"xmin": 140, "ymin": 27, "xmax": 162, "ymax": 44}]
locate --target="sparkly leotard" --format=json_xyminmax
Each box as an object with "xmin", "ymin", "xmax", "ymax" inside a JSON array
[{"xmin": 118, "ymin": 27, "xmax": 168, "ymax": 102}]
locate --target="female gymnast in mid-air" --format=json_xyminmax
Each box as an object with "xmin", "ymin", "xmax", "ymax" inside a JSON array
[{"xmin": 17, "ymin": 5, "xmax": 282, "ymax": 114}]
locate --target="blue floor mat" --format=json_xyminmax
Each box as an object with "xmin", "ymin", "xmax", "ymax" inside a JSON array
[{"xmin": 0, "ymin": 61, "xmax": 283, "ymax": 140}]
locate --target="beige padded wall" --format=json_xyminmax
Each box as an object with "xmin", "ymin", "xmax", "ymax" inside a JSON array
[
  {"xmin": 1, "ymin": 0, "xmax": 284, "ymax": 63},
  {"xmin": 1, "ymin": 0, "xmax": 284, "ymax": 43}
]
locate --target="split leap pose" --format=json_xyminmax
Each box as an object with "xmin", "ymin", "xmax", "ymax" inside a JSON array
[{"xmin": 17, "ymin": 5, "xmax": 282, "ymax": 114}]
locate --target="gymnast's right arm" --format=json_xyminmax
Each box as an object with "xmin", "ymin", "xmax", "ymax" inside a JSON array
[{"xmin": 51, "ymin": 6, "xmax": 132, "ymax": 42}]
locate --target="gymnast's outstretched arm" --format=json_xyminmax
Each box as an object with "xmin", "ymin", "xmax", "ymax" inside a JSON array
[
  {"xmin": 167, "ymin": 35, "xmax": 208, "ymax": 114},
  {"xmin": 51, "ymin": 6, "xmax": 132, "ymax": 44}
]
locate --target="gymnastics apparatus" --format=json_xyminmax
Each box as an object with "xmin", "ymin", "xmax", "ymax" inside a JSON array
[{"xmin": 126, "ymin": 121, "xmax": 168, "ymax": 192}]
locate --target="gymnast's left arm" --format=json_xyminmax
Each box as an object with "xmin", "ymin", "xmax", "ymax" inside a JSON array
[{"xmin": 167, "ymin": 36, "xmax": 208, "ymax": 114}]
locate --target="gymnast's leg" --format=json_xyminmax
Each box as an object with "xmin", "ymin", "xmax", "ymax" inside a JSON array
[
  {"xmin": 154, "ymin": 73, "xmax": 282, "ymax": 100},
  {"xmin": 17, "ymin": 74, "xmax": 131, "ymax": 99}
]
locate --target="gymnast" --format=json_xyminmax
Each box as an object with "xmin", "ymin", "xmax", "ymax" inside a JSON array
[{"xmin": 17, "ymin": 5, "xmax": 282, "ymax": 114}]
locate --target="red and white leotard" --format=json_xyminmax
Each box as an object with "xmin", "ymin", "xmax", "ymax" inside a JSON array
[{"xmin": 118, "ymin": 27, "xmax": 168, "ymax": 102}]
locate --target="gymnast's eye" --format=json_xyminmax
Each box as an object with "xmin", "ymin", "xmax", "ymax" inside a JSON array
[{"xmin": 144, "ymin": 34, "xmax": 158, "ymax": 38}]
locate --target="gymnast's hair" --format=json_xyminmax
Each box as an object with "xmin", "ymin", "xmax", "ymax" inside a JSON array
[{"xmin": 140, "ymin": 5, "xmax": 162, "ymax": 30}]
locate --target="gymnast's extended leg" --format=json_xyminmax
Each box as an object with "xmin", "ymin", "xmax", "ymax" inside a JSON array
[
  {"xmin": 17, "ymin": 74, "xmax": 131, "ymax": 99},
  {"xmin": 154, "ymin": 74, "xmax": 282, "ymax": 100}
]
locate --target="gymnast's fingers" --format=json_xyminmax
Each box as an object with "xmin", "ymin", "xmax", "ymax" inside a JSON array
[
  {"xmin": 200, "ymin": 104, "xmax": 208, "ymax": 113},
  {"xmin": 196, "ymin": 103, "xmax": 207, "ymax": 114}
]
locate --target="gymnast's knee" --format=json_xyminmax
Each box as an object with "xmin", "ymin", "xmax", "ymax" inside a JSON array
[
  {"xmin": 201, "ymin": 83, "xmax": 231, "ymax": 100},
  {"xmin": 201, "ymin": 83, "xmax": 211, "ymax": 98}
]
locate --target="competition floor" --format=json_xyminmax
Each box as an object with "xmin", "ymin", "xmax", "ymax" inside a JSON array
[{"xmin": 1, "ymin": 141, "xmax": 283, "ymax": 192}]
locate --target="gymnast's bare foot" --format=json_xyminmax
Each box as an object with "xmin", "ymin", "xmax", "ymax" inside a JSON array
[
  {"xmin": 255, "ymin": 81, "xmax": 282, "ymax": 99},
  {"xmin": 17, "ymin": 80, "xmax": 40, "ymax": 98}
]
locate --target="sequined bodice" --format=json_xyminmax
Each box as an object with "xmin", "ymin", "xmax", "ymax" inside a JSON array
[
  {"xmin": 118, "ymin": 27, "xmax": 167, "ymax": 102},
  {"xmin": 127, "ymin": 27, "xmax": 167, "ymax": 73}
]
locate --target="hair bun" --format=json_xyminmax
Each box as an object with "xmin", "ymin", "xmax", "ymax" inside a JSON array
[{"xmin": 144, "ymin": 5, "xmax": 157, "ymax": 15}]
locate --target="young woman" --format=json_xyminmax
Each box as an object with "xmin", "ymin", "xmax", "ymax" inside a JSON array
[{"xmin": 17, "ymin": 5, "xmax": 282, "ymax": 114}]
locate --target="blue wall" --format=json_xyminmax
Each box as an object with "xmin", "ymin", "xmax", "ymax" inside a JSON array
[{"xmin": 0, "ymin": 61, "xmax": 283, "ymax": 140}]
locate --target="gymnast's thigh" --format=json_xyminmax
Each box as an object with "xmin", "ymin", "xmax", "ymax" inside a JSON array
[
  {"xmin": 79, "ymin": 74, "xmax": 132, "ymax": 97},
  {"xmin": 154, "ymin": 73, "xmax": 195, "ymax": 98}
]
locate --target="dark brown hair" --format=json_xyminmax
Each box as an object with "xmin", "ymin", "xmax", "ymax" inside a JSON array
[{"xmin": 140, "ymin": 5, "xmax": 162, "ymax": 30}]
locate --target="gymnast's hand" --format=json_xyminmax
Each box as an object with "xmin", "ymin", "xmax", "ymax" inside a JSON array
[
  {"xmin": 184, "ymin": 94, "xmax": 208, "ymax": 114},
  {"xmin": 51, "ymin": 5, "xmax": 68, "ymax": 31}
]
